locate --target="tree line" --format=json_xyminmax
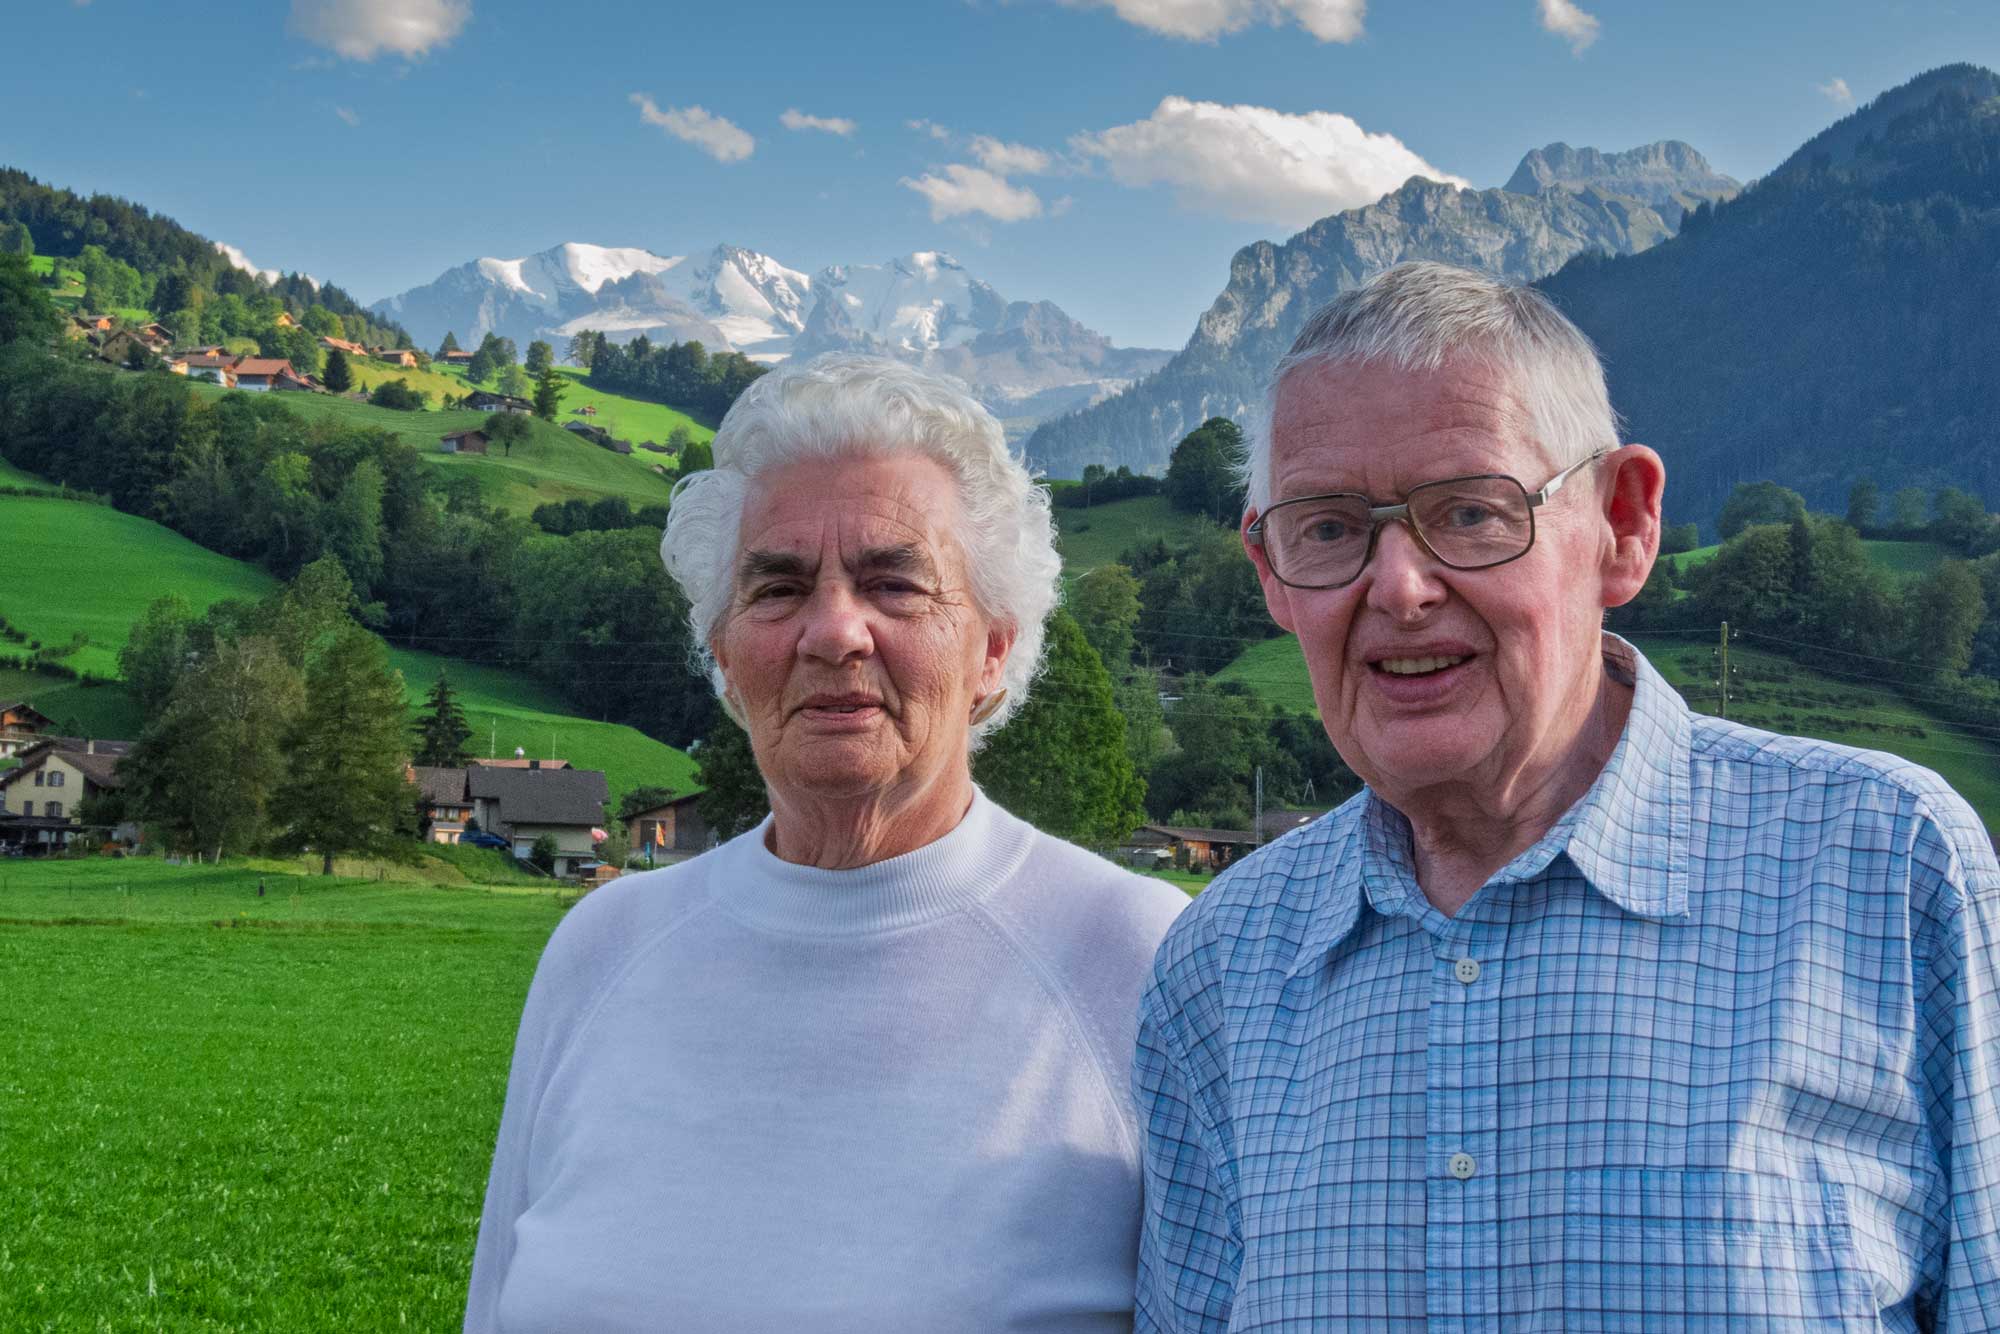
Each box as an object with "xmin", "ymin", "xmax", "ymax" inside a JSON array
[{"xmin": 568, "ymin": 330, "xmax": 767, "ymax": 423}]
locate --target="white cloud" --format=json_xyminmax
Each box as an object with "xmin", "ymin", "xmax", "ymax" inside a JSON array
[
  {"xmin": 900, "ymin": 165, "xmax": 1045, "ymax": 223},
  {"xmin": 288, "ymin": 0, "xmax": 470, "ymax": 61},
  {"xmin": 1817, "ymin": 77, "xmax": 1855, "ymax": 107},
  {"xmin": 1069, "ymin": 0, "xmax": 1363, "ymax": 42},
  {"xmin": 1536, "ymin": 0, "xmax": 1599, "ymax": 55},
  {"xmin": 334, "ymin": 105, "xmax": 361, "ymax": 127},
  {"xmin": 907, "ymin": 118, "xmax": 953, "ymax": 141},
  {"xmin": 1071, "ymin": 96, "xmax": 1467, "ymax": 229},
  {"xmin": 215, "ymin": 242, "xmax": 315, "ymax": 290},
  {"xmin": 781, "ymin": 108, "xmax": 856, "ymax": 136},
  {"xmin": 969, "ymin": 136, "xmax": 1053, "ymax": 176},
  {"xmin": 630, "ymin": 94, "xmax": 755, "ymax": 163}
]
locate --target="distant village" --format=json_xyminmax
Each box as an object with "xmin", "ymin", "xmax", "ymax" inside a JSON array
[{"xmin": 0, "ymin": 700, "xmax": 711, "ymax": 881}]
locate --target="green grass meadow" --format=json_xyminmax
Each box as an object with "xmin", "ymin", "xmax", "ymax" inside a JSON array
[
  {"xmin": 0, "ymin": 857, "xmax": 570, "ymax": 1329},
  {"xmin": 0, "ymin": 485, "xmax": 696, "ymax": 803},
  {"xmin": 1053, "ymin": 495, "xmax": 1218, "ymax": 574}
]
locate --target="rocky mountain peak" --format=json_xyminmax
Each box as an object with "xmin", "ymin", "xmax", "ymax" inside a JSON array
[{"xmin": 1504, "ymin": 141, "xmax": 1738, "ymax": 211}]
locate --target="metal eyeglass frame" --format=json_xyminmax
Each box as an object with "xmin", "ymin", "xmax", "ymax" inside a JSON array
[{"xmin": 1246, "ymin": 450, "xmax": 1611, "ymax": 590}]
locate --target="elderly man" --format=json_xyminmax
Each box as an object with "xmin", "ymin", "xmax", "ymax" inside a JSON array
[{"xmin": 1134, "ymin": 261, "xmax": 2000, "ymax": 1331}]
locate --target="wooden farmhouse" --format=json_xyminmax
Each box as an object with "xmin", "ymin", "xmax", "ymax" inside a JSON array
[
  {"xmin": 1124, "ymin": 823, "xmax": 1257, "ymax": 873},
  {"xmin": 439, "ymin": 348, "xmax": 476, "ymax": 368},
  {"xmin": 372, "ymin": 347, "xmax": 420, "ymax": 369},
  {"xmin": 438, "ymin": 428, "xmax": 488, "ymax": 455},
  {"xmin": 625, "ymin": 792, "xmax": 713, "ymax": 862},
  {"xmin": 0, "ymin": 701, "xmax": 55, "ymax": 759},
  {"xmin": 319, "ymin": 336, "xmax": 368, "ymax": 357},
  {"xmin": 230, "ymin": 358, "xmax": 298, "ymax": 392},
  {"xmin": 463, "ymin": 390, "xmax": 532, "ymax": 414}
]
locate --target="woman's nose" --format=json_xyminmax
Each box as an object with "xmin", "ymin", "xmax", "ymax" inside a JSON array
[{"xmin": 797, "ymin": 582, "xmax": 875, "ymax": 663}]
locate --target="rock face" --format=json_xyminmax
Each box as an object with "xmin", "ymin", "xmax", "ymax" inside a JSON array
[
  {"xmin": 375, "ymin": 245, "xmax": 1169, "ymax": 436},
  {"xmin": 1023, "ymin": 141, "xmax": 1740, "ymax": 479}
]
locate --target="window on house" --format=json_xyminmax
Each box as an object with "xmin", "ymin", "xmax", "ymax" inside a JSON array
[
  {"xmin": 44, "ymin": 801, "xmax": 61, "ymax": 819},
  {"xmin": 20, "ymin": 801, "xmax": 32, "ymax": 817},
  {"xmin": 33, "ymin": 771, "xmax": 44, "ymax": 786},
  {"xmin": 47, "ymin": 771, "xmax": 64, "ymax": 788}
]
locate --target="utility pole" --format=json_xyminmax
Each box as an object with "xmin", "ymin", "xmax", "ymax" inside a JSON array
[
  {"xmin": 1253, "ymin": 765, "xmax": 1264, "ymax": 847},
  {"xmin": 1718, "ymin": 620, "xmax": 1731, "ymax": 718}
]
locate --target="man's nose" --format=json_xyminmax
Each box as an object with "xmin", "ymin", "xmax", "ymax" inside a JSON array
[
  {"xmin": 797, "ymin": 582, "xmax": 875, "ymax": 663},
  {"xmin": 1362, "ymin": 519, "xmax": 1447, "ymax": 622}
]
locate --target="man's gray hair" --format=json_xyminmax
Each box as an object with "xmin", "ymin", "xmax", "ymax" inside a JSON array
[
  {"xmin": 1246, "ymin": 261, "xmax": 1621, "ymax": 511},
  {"xmin": 660, "ymin": 352, "xmax": 1061, "ymax": 740}
]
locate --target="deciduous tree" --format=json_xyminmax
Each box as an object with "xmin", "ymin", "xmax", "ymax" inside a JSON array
[
  {"xmin": 268, "ymin": 626, "xmax": 412, "ymax": 874},
  {"xmin": 1165, "ymin": 417, "xmax": 1247, "ymax": 524},
  {"xmin": 532, "ymin": 362, "xmax": 565, "ymax": 421},
  {"xmin": 525, "ymin": 340, "xmax": 553, "ymax": 376}
]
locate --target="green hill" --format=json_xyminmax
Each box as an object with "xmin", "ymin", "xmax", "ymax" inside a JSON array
[
  {"xmin": 186, "ymin": 381, "xmax": 678, "ymax": 517},
  {"xmin": 0, "ymin": 489, "xmax": 695, "ymax": 801},
  {"xmin": 1211, "ymin": 629, "xmax": 2000, "ymax": 830},
  {"xmin": 1055, "ymin": 496, "xmax": 1221, "ymax": 574},
  {"xmin": 1667, "ymin": 538, "xmax": 1944, "ymax": 578}
]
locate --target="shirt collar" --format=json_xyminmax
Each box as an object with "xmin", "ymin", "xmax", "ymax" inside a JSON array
[{"xmin": 1284, "ymin": 632, "xmax": 1692, "ymax": 978}]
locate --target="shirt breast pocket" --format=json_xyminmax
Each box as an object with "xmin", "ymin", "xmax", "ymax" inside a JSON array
[{"xmin": 1562, "ymin": 1169, "xmax": 1879, "ymax": 1332}]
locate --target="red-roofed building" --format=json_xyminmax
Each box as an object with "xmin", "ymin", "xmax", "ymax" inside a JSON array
[{"xmin": 231, "ymin": 358, "xmax": 298, "ymax": 392}]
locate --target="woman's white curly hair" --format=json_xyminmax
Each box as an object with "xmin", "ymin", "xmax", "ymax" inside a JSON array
[{"xmin": 660, "ymin": 353, "xmax": 1061, "ymax": 742}]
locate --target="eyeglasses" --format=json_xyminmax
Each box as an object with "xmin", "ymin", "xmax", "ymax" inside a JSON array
[{"xmin": 1246, "ymin": 452, "xmax": 1609, "ymax": 590}]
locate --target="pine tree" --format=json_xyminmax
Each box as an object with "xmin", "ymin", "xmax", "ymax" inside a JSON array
[
  {"xmin": 532, "ymin": 362, "xmax": 565, "ymax": 421},
  {"xmin": 268, "ymin": 627, "xmax": 413, "ymax": 874},
  {"xmin": 322, "ymin": 346, "xmax": 352, "ymax": 392},
  {"xmin": 414, "ymin": 670, "xmax": 473, "ymax": 767},
  {"xmin": 437, "ymin": 330, "xmax": 460, "ymax": 358}
]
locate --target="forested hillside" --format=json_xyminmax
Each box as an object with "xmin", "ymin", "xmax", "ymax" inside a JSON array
[{"xmin": 1540, "ymin": 64, "xmax": 2000, "ymax": 524}]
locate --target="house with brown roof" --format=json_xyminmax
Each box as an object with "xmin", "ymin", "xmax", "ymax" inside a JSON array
[
  {"xmin": 0, "ymin": 737, "xmax": 132, "ymax": 852},
  {"xmin": 463, "ymin": 390, "xmax": 532, "ymax": 414},
  {"xmin": 95, "ymin": 327, "xmax": 158, "ymax": 366},
  {"xmin": 439, "ymin": 348, "xmax": 476, "ymax": 367},
  {"xmin": 230, "ymin": 358, "xmax": 298, "ymax": 392},
  {"xmin": 372, "ymin": 347, "xmax": 420, "ymax": 369},
  {"xmin": 439, "ymin": 428, "xmax": 488, "ymax": 455},
  {"xmin": 319, "ymin": 336, "xmax": 368, "ymax": 357},
  {"xmin": 625, "ymin": 791, "xmax": 713, "ymax": 863},
  {"xmin": 410, "ymin": 765, "xmax": 474, "ymax": 844},
  {"xmin": 1124, "ymin": 823, "xmax": 1257, "ymax": 873},
  {"xmin": 178, "ymin": 352, "xmax": 239, "ymax": 387},
  {"xmin": 0, "ymin": 701, "xmax": 55, "ymax": 759}
]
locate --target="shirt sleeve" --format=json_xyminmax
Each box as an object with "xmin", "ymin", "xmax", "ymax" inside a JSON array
[
  {"xmin": 1909, "ymin": 798, "xmax": 2000, "ymax": 1333},
  {"xmin": 1134, "ymin": 989, "xmax": 1241, "ymax": 1334}
]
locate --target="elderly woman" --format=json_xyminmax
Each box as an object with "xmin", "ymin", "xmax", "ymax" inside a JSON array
[{"xmin": 465, "ymin": 353, "xmax": 1186, "ymax": 1332}]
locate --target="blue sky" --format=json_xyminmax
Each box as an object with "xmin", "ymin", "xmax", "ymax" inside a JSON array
[{"xmin": 6, "ymin": 0, "xmax": 1998, "ymax": 348}]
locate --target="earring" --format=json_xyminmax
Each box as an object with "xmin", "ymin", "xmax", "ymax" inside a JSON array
[{"xmin": 969, "ymin": 688, "xmax": 1008, "ymax": 726}]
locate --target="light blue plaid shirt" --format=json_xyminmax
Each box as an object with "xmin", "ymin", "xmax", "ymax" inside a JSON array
[{"xmin": 1135, "ymin": 634, "xmax": 2000, "ymax": 1332}]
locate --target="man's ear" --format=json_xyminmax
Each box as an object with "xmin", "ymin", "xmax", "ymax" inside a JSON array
[
  {"xmin": 1243, "ymin": 509, "xmax": 1299, "ymax": 634},
  {"xmin": 1599, "ymin": 445, "xmax": 1665, "ymax": 610}
]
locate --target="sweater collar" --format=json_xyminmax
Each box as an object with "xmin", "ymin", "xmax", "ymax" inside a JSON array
[{"xmin": 713, "ymin": 787, "xmax": 1028, "ymax": 936}]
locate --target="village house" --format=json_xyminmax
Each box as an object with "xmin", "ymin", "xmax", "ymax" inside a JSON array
[
  {"xmin": 92, "ymin": 328, "xmax": 158, "ymax": 365},
  {"xmin": 0, "ymin": 701, "xmax": 55, "ymax": 759},
  {"xmin": 372, "ymin": 347, "xmax": 420, "ymax": 369},
  {"xmin": 178, "ymin": 352, "xmax": 238, "ymax": 387},
  {"xmin": 319, "ymin": 335, "xmax": 368, "ymax": 358},
  {"xmin": 563, "ymin": 421, "xmax": 610, "ymax": 444},
  {"xmin": 273, "ymin": 311, "xmax": 298, "ymax": 329},
  {"xmin": 0, "ymin": 737, "xmax": 134, "ymax": 852},
  {"xmin": 410, "ymin": 766, "xmax": 474, "ymax": 844},
  {"xmin": 601, "ymin": 437, "xmax": 634, "ymax": 455},
  {"xmin": 135, "ymin": 322, "xmax": 173, "ymax": 349},
  {"xmin": 624, "ymin": 791, "xmax": 713, "ymax": 863},
  {"xmin": 462, "ymin": 390, "xmax": 532, "ymax": 414},
  {"xmin": 464, "ymin": 762, "xmax": 608, "ymax": 878},
  {"xmin": 1123, "ymin": 823, "xmax": 1257, "ymax": 873},
  {"xmin": 439, "ymin": 348, "xmax": 476, "ymax": 368},
  {"xmin": 228, "ymin": 358, "xmax": 298, "ymax": 392},
  {"xmin": 438, "ymin": 428, "xmax": 488, "ymax": 455},
  {"xmin": 72, "ymin": 313, "xmax": 116, "ymax": 334}
]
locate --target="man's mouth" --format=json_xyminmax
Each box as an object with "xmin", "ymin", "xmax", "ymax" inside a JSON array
[{"xmin": 1374, "ymin": 654, "xmax": 1470, "ymax": 677}]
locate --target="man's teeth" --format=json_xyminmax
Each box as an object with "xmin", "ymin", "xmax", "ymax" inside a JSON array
[{"xmin": 1378, "ymin": 655, "xmax": 1468, "ymax": 676}]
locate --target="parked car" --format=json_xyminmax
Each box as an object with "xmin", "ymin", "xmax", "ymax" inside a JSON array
[{"xmin": 462, "ymin": 831, "xmax": 511, "ymax": 851}]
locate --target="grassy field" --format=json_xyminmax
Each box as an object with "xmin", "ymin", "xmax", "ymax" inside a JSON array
[
  {"xmin": 1054, "ymin": 495, "xmax": 1219, "ymax": 574},
  {"xmin": 185, "ymin": 379, "xmax": 679, "ymax": 517},
  {"xmin": 0, "ymin": 857, "xmax": 570, "ymax": 1330},
  {"xmin": 544, "ymin": 367, "xmax": 717, "ymax": 445},
  {"xmin": 1666, "ymin": 538, "xmax": 1943, "ymax": 577},
  {"xmin": 1209, "ymin": 629, "xmax": 2000, "ymax": 831},
  {"xmin": 0, "ymin": 484, "xmax": 697, "ymax": 802},
  {"xmin": 0, "ymin": 455, "xmax": 58, "ymax": 487},
  {"xmin": 0, "ymin": 494, "xmax": 280, "ymax": 678}
]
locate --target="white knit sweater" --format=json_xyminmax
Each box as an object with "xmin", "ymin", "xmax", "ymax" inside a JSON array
[{"xmin": 465, "ymin": 791, "xmax": 1187, "ymax": 1332}]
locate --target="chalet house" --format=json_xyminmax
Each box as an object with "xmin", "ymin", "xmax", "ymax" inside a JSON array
[
  {"xmin": 179, "ymin": 352, "xmax": 238, "ymax": 387},
  {"xmin": 94, "ymin": 328, "xmax": 156, "ymax": 365},
  {"xmin": 464, "ymin": 763, "xmax": 608, "ymax": 878},
  {"xmin": 563, "ymin": 421, "xmax": 610, "ymax": 444},
  {"xmin": 1124, "ymin": 823, "xmax": 1257, "ymax": 873},
  {"xmin": 372, "ymin": 347, "xmax": 420, "ymax": 369},
  {"xmin": 135, "ymin": 323, "xmax": 174, "ymax": 351},
  {"xmin": 601, "ymin": 437, "xmax": 633, "ymax": 456},
  {"xmin": 463, "ymin": 390, "xmax": 532, "ymax": 414},
  {"xmin": 231, "ymin": 358, "xmax": 298, "ymax": 393},
  {"xmin": 319, "ymin": 336, "xmax": 368, "ymax": 357},
  {"xmin": 625, "ymin": 791, "xmax": 713, "ymax": 863},
  {"xmin": 171, "ymin": 345, "xmax": 226, "ymax": 359},
  {"xmin": 0, "ymin": 701, "xmax": 54, "ymax": 759},
  {"xmin": 73, "ymin": 313, "xmax": 116, "ymax": 334},
  {"xmin": 439, "ymin": 429, "xmax": 488, "ymax": 455},
  {"xmin": 273, "ymin": 311, "xmax": 298, "ymax": 329},
  {"xmin": 439, "ymin": 348, "xmax": 476, "ymax": 367},
  {"xmin": 410, "ymin": 766, "xmax": 474, "ymax": 844},
  {"xmin": 0, "ymin": 737, "xmax": 133, "ymax": 852},
  {"xmin": 272, "ymin": 367, "xmax": 320, "ymax": 392}
]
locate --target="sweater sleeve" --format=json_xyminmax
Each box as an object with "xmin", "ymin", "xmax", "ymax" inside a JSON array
[{"xmin": 463, "ymin": 872, "xmax": 686, "ymax": 1331}]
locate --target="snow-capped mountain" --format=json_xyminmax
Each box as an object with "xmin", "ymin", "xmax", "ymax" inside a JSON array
[
  {"xmin": 375, "ymin": 244, "xmax": 1170, "ymax": 434},
  {"xmin": 372, "ymin": 241, "xmax": 808, "ymax": 360}
]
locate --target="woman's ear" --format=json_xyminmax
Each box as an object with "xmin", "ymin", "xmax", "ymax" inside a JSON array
[
  {"xmin": 1599, "ymin": 444, "xmax": 1665, "ymax": 609},
  {"xmin": 981, "ymin": 620, "xmax": 1018, "ymax": 696}
]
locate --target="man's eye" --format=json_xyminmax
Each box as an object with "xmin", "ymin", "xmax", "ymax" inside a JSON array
[
  {"xmin": 1442, "ymin": 503, "xmax": 1497, "ymax": 529},
  {"xmin": 1302, "ymin": 519, "xmax": 1354, "ymax": 543}
]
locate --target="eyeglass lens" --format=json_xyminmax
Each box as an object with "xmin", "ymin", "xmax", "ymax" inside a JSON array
[{"xmin": 1264, "ymin": 476, "xmax": 1534, "ymax": 586}]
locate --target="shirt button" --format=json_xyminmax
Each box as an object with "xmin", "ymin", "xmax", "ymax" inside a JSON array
[
  {"xmin": 1454, "ymin": 957, "xmax": 1481, "ymax": 984},
  {"xmin": 1449, "ymin": 1152, "xmax": 1477, "ymax": 1180}
]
